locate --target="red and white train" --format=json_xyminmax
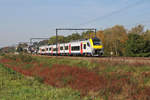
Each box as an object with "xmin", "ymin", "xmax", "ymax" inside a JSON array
[{"xmin": 38, "ymin": 37, "xmax": 104, "ymax": 56}]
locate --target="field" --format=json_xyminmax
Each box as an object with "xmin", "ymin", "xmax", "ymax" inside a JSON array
[{"xmin": 0, "ymin": 54, "xmax": 150, "ymax": 100}]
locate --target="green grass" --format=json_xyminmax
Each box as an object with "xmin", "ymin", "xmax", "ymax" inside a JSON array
[
  {"xmin": 0, "ymin": 64, "xmax": 92, "ymax": 100},
  {"xmin": 34, "ymin": 56, "xmax": 99, "ymax": 69},
  {"xmin": 1, "ymin": 54, "xmax": 150, "ymax": 100}
]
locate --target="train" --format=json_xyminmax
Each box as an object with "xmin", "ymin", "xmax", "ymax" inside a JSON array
[{"xmin": 38, "ymin": 37, "xmax": 104, "ymax": 56}]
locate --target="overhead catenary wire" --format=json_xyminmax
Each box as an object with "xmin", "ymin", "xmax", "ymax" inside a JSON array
[{"xmin": 76, "ymin": 0, "xmax": 145, "ymax": 27}]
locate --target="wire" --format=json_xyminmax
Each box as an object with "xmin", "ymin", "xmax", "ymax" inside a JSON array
[{"xmin": 77, "ymin": 0, "xmax": 145, "ymax": 27}]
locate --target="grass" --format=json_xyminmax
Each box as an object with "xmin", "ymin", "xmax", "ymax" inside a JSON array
[
  {"xmin": 0, "ymin": 54, "xmax": 150, "ymax": 100},
  {"xmin": 0, "ymin": 64, "xmax": 92, "ymax": 100},
  {"xmin": 34, "ymin": 56, "xmax": 99, "ymax": 69}
]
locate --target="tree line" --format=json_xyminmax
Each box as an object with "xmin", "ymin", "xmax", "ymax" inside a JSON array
[
  {"xmin": 1, "ymin": 25, "xmax": 150, "ymax": 57},
  {"xmin": 97, "ymin": 25, "xmax": 150, "ymax": 57},
  {"xmin": 47, "ymin": 25, "xmax": 150, "ymax": 57}
]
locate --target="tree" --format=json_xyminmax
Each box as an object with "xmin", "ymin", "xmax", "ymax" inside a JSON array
[
  {"xmin": 82, "ymin": 31, "xmax": 95, "ymax": 39},
  {"xmin": 17, "ymin": 43, "xmax": 28, "ymax": 53},
  {"xmin": 103, "ymin": 25, "xmax": 127, "ymax": 56},
  {"xmin": 125, "ymin": 34, "xmax": 150, "ymax": 57},
  {"xmin": 38, "ymin": 40, "xmax": 49, "ymax": 46},
  {"xmin": 96, "ymin": 30, "xmax": 104, "ymax": 43},
  {"xmin": 65, "ymin": 33, "xmax": 82, "ymax": 42},
  {"xmin": 143, "ymin": 30, "xmax": 150, "ymax": 41},
  {"xmin": 49, "ymin": 35, "xmax": 65, "ymax": 44},
  {"xmin": 128, "ymin": 24, "xmax": 144, "ymax": 35},
  {"xmin": 0, "ymin": 46, "xmax": 15, "ymax": 53}
]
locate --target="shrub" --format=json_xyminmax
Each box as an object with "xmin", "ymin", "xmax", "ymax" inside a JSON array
[
  {"xmin": 18, "ymin": 54, "xmax": 35, "ymax": 63},
  {"xmin": 34, "ymin": 76, "xmax": 44, "ymax": 83},
  {"xmin": 0, "ymin": 53, "xmax": 5, "ymax": 56},
  {"xmin": 125, "ymin": 34, "xmax": 150, "ymax": 57}
]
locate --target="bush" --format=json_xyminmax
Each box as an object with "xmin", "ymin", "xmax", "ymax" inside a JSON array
[
  {"xmin": 0, "ymin": 53, "xmax": 5, "ymax": 56},
  {"xmin": 34, "ymin": 76, "xmax": 44, "ymax": 83},
  {"xmin": 18, "ymin": 54, "xmax": 35, "ymax": 63},
  {"xmin": 125, "ymin": 34, "xmax": 150, "ymax": 57}
]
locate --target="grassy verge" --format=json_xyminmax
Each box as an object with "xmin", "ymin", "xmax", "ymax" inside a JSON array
[
  {"xmin": 0, "ymin": 54, "xmax": 150, "ymax": 100},
  {"xmin": 0, "ymin": 63, "xmax": 91, "ymax": 100},
  {"xmin": 35, "ymin": 56, "xmax": 99, "ymax": 69}
]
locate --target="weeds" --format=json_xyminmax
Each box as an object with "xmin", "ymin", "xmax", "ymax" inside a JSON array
[
  {"xmin": 0, "ymin": 64, "xmax": 84, "ymax": 100},
  {"xmin": 1, "ymin": 55, "xmax": 150, "ymax": 100},
  {"xmin": 3, "ymin": 53, "xmax": 36, "ymax": 63},
  {"xmin": 34, "ymin": 76, "xmax": 44, "ymax": 83}
]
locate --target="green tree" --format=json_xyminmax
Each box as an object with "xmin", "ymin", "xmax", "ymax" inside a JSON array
[
  {"xmin": 17, "ymin": 43, "xmax": 28, "ymax": 53},
  {"xmin": 38, "ymin": 40, "xmax": 49, "ymax": 46},
  {"xmin": 82, "ymin": 31, "xmax": 95, "ymax": 39},
  {"xmin": 66, "ymin": 33, "xmax": 82, "ymax": 42},
  {"xmin": 0, "ymin": 46, "xmax": 15, "ymax": 53},
  {"xmin": 49, "ymin": 35, "xmax": 65, "ymax": 44},
  {"xmin": 125, "ymin": 34, "xmax": 150, "ymax": 57}
]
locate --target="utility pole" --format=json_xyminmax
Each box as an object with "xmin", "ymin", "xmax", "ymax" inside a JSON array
[
  {"xmin": 56, "ymin": 29, "xmax": 58, "ymax": 56},
  {"xmin": 95, "ymin": 29, "xmax": 97, "ymax": 37}
]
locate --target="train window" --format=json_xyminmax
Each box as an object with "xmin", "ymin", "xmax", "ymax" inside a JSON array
[
  {"xmin": 65, "ymin": 46, "xmax": 68, "ymax": 50},
  {"xmin": 46, "ymin": 48, "xmax": 48, "ymax": 51},
  {"xmin": 92, "ymin": 37, "xmax": 101, "ymax": 45},
  {"xmin": 71, "ymin": 46, "xmax": 80, "ymax": 51},
  {"xmin": 49, "ymin": 48, "xmax": 51, "ymax": 51},
  {"xmin": 42, "ymin": 49, "xmax": 45, "ymax": 52},
  {"xmin": 87, "ymin": 42, "xmax": 90, "ymax": 47},
  {"xmin": 53, "ymin": 48, "xmax": 56, "ymax": 51},
  {"xmin": 84, "ymin": 44, "xmax": 86, "ymax": 49},
  {"xmin": 60, "ymin": 47, "xmax": 63, "ymax": 50}
]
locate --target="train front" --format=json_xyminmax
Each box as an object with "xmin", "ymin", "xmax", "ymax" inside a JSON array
[{"xmin": 90, "ymin": 37, "xmax": 104, "ymax": 56}]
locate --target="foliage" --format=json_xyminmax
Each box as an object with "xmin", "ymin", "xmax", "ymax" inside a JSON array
[
  {"xmin": 144, "ymin": 30, "xmax": 150, "ymax": 41},
  {"xmin": 18, "ymin": 54, "xmax": 35, "ymax": 63},
  {"xmin": 1, "ymin": 24, "xmax": 150, "ymax": 57},
  {"xmin": 125, "ymin": 34, "xmax": 150, "ymax": 57},
  {"xmin": 0, "ymin": 46, "xmax": 16, "ymax": 53},
  {"xmin": 66, "ymin": 33, "xmax": 83, "ymax": 42},
  {"xmin": 16, "ymin": 43, "xmax": 28, "ymax": 53},
  {"xmin": 100, "ymin": 25, "xmax": 127, "ymax": 56},
  {"xmin": 1, "ymin": 55, "xmax": 150, "ymax": 100},
  {"xmin": 3, "ymin": 53, "xmax": 36, "ymax": 63},
  {"xmin": 48, "ymin": 33, "xmax": 83, "ymax": 44},
  {"xmin": 82, "ymin": 31, "xmax": 95, "ymax": 39},
  {"xmin": 0, "ymin": 64, "xmax": 84, "ymax": 100},
  {"xmin": 49, "ymin": 35, "xmax": 65, "ymax": 44},
  {"xmin": 129, "ymin": 24, "xmax": 144, "ymax": 35},
  {"xmin": 38, "ymin": 40, "xmax": 49, "ymax": 46}
]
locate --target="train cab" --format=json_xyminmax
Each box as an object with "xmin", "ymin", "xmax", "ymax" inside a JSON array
[{"xmin": 89, "ymin": 37, "xmax": 104, "ymax": 56}]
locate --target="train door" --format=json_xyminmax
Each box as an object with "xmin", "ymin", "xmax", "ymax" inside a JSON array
[
  {"xmin": 69, "ymin": 44, "xmax": 71, "ymax": 55},
  {"xmin": 80, "ymin": 43, "xmax": 83, "ymax": 55},
  {"xmin": 63, "ymin": 44, "xmax": 65, "ymax": 54},
  {"xmin": 51, "ymin": 47, "xmax": 53, "ymax": 55},
  {"xmin": 58, "ymin": 44, "xmax": 60, "ymax": 55},
  {"xmin": 83, "ymin": 43, "xmax": 87, "ymax": 54},
  {"xmin": 40, "ymin": 48, "xmax": 42, "ymax": 54}
]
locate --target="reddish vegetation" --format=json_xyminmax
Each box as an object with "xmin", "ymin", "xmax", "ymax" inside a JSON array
[
  {"xmin": 0, "ymin": 58, "xmax": 107, "ymax": 95},
  {"xmin": 1, "ymin": 57, "xmax": 150, "ymax": 99},
  {"xmin": 45, "ymin": 65, "xmax": 107, "ymax": 94}
]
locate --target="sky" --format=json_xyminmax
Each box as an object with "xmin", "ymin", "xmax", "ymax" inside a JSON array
[{"xmin": 0, "ymin": 0, "xmax": 150, "ymax": 48}]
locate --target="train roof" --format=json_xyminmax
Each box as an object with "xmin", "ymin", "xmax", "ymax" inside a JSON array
[{"xmin": 38, "ymin": 38, "xmax": 91, "ymax": 48}]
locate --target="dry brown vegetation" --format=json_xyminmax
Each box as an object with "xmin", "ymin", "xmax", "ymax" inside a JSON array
[{"xmin": 0, "ymin": 54, "xmax": 150, "ymax": 100}]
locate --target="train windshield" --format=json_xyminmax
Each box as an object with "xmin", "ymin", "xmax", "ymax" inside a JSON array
[{"xmin": 92, "ymin": 37, "xmax": 101, "ymax": 45}]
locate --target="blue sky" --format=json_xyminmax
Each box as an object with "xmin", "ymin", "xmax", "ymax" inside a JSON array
[{"xmin": 0, "ymin": 0, "xmax": 150, "ymax": 47}]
